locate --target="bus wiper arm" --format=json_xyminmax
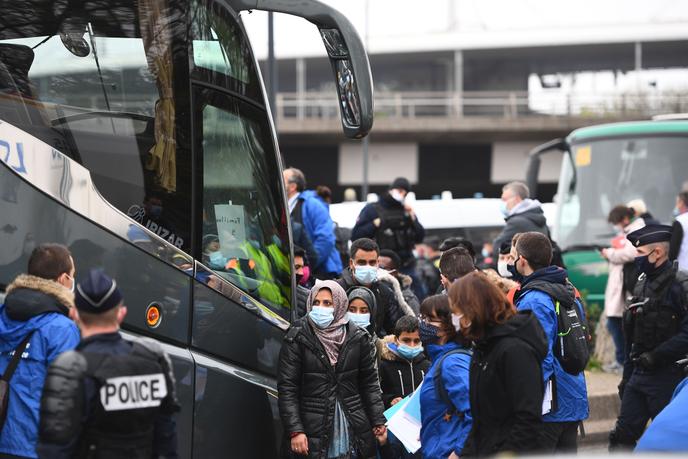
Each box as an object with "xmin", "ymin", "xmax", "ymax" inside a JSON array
[{"xmin": 86, "ymin": 22, "xmax": 115, "ymax": 133}]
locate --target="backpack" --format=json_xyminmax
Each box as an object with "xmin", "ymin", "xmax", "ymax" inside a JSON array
[
  {"xmin": 434, "ymin": 348, "xmax": 472, "ymax": 420},
  {"xmin": 373, "ymin": 203, "xmax": 416, "ymax": 254},
  {"xmin": 519, "ymin": 280, "xmax": 590, "ymax": 375}
]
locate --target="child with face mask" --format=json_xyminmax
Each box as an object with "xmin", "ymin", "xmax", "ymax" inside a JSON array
[
  {"xmin": 278, "ymin": 281, "xmax": 387, "ymax": 459},
  {"xmin": 378, "ymin": 316, "xmax": 431, "ymax": 408},
  {"xmin": 347, "ymin": 287, "xmax": 380, "ymax": 363}
]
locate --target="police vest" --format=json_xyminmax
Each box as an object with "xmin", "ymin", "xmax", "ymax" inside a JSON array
[
  {"xmin": 374, "ymin": 203, "xmax": 416, "ymax": 255},
  {"xmin": 77, "ymin": 342, "xmax": 173, "ymax": 459},
  {"xmin": 624, "ymin": 265, "xmax": 687, "ymax": 354}
]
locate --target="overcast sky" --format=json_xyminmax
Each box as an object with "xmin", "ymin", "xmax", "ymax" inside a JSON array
[{"xmin": 241, "ymin": 0, "xmax": 688, "ymax": 59}]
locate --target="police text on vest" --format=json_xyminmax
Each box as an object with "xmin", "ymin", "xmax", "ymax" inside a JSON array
[{"xmin": 100, "ymin": 373, "xmax": 167, "ymax": 411}]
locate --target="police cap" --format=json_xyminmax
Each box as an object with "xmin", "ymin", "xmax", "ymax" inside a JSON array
[
  {"xmin": 75, "ymin": 269, "xmax": 123, "ymax": 313},
  {"xmin": 391, "ymin": 177, "xmax": 411, "ymax": 192},
  {"xmin": 626, "ymin": 224, "xmax": 673, "ymax": 248}
]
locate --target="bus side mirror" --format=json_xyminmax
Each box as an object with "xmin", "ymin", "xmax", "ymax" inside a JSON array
[
  {"xmin": 525, "ymin": 138, "xmax": 568, "ymax": 199},
  {"xmin": 231, "ymin": 0, "xmax": 374, "ymax": 139}
]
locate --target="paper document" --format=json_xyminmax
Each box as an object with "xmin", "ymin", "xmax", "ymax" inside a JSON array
[{"xmin": 386, "ymin": 381, "xmax": 423, "ymax": 454}]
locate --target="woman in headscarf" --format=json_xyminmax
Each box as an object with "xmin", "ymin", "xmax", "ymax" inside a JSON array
[{"xmin": 278, "ymin": 280, "xmax": 386, "ymax": 458}]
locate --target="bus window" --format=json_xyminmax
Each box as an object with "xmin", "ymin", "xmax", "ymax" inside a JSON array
[
  {"xmin": 196, "ymin": 87, "xmax": 291, "ymax": 318},
  {"xmin": 0, "ymin": 1, "xmax": 192, "ymax": 252},
  {"xmin": 189, "ymin": 0, "xmax": 261, "ymax": 104}
]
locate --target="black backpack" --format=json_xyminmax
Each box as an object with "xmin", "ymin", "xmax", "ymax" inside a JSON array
[
  {"xmin": 373, "ymin": 203, "xmax": 416, "ymax": 254},
  {"xmin": 434, "ymin": 348, "xmax": 472, "ymax": 420},
  {"xmin": 520, "ymin": 281, "xmax": 590, "ymax": 375}
]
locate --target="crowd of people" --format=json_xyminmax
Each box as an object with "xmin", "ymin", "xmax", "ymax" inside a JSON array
[
  {"xmin": 1, "ymin": 169, "xmax": 687, "ymax": 458},
  {"xmin": 279, "ymin": 170, "xmax": 688, "ymax": 458}
]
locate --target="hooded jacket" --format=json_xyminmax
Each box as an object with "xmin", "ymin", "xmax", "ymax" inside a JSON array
[
  {"xmin": 462, "ymin": 311, "xmax": 548, "ymax": 456},
  {"xmin": 294, "ymin": 190, "xmax": 343, "ymax": 275},
  {"xmin": 278, "ymin": 318, "xmax": 386, "ymax": 459},
  {"xmin": 378, "ymin": 335, "xmax": 430, "ymax": 407},
  {"xmin": 492, "ymin": 199, "xmax": 549, "ymax": 263},
  {"xmin": 336, "ymin": 268, "xmax": 408, "ymax": 337},
  {"xmin": 0, "ymin": 275, "xmax": 80, "ymax": 458},
  {"xmin": 515, "ymin": 266, "xmax": 590, "ymax": 423},
  {"xmin": 419, "ymin": 340, "xmax": 472, "ymax": 459}
]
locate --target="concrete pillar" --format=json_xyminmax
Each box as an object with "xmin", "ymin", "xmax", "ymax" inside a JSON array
[
  {"xmin": 453, "ymin": 50, "xmax": 463, "ymax": 117},
  {"xmin": 296, "ymin": 57, "xmax": 306, "ymax": 120}
]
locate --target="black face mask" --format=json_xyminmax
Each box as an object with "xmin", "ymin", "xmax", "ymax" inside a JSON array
[
  {"xmin": 295, "ymin": 273, "xmax": 304, "ymax": 285},
  {"xmin": 419, "ymin": 320, "xmax": 441, "ymax": 346},
  {"xmin": 507, "ymin": 256, "xmax": 525, "ymax": 283}
]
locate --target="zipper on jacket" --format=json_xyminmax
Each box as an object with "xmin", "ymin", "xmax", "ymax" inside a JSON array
[
  {"xmin": 410, "ymin": 361, "xmax": 415, "ymax": 390},
  {"xmin": 397, "ymin": 370, "xmax": 405, "ymax": 396}
]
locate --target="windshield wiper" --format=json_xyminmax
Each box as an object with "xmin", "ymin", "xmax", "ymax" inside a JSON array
[{"xmin": 86, "ymin": 22, "xmax": 115, "ymax": 133}]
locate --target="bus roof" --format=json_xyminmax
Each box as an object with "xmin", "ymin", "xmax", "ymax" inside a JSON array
[{"xmin": 567, "ymin": 120, "xmax": 688, "ymax": 144}]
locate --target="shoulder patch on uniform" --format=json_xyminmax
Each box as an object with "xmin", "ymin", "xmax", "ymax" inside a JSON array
[{"xmin": 100, "ymin": 373, "xmax": 168, "ymax": 411}]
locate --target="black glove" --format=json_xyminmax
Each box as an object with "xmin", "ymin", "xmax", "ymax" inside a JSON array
[
  {"xmin": 633, "ymin": 352, "xmax": 658, "ymax": 371},
  {"xmin": 618, "ymin": 380, "xmax": 627, "ymax": 401}
]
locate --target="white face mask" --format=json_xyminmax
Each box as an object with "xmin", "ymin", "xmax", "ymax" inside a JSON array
[
  {"xmin": 390, "ymin": 189, "xmax": 405, "ymax": 203},
  {"xmin": 497, "ymin": 261, "xmax": 512, "ymax": 278},
  {"xmin": 451, "ymin": 312, "xmax": 468, "ymax": 332}
]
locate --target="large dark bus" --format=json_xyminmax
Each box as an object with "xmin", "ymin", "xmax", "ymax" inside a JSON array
[{"xmin": 0, "ymin": 0, "xmax": 372, "ymax": 456}]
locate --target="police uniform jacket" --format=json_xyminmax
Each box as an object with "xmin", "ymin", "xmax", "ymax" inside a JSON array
[
  {"xmin": 623, "ymin": 261, "xmax": 688, "ymax": 380},
  {"xmin": 37, "ymin": 332, "xmax": 179, "ymax": 459}
]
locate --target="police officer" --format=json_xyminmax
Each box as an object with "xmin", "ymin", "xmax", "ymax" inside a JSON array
[
  {"xmin": 609, "ymin": 225, "xmax": 688, "ymax": 451},
  {"xmin": 37, "ymin": 269, "xmax": 179, "ymax": 458}
]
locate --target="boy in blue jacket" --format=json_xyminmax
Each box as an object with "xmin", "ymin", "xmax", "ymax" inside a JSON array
[
  {"xmin": 511, "ymin": 232, "xmax": 589, "ymax": 453},
  {"xmin": 0, "ymin": 244, "xmax": 80, "ymax": 458}
]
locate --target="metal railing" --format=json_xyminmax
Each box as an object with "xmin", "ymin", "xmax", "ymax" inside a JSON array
[{"xmin": 275, "ymin": 90, "xmax": 688, "ymax": 121}]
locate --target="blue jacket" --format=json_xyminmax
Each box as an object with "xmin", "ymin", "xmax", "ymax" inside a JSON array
[
  {"xmin": 296, "ymin": 190, "xmax": 342, "ymax": 275},
  {"xmin": 636, "ymin": 377, "xmax": 688, "ymax": 452},
  {"xmin": 515, "ymin": 266, "xmax": 589, "ymax": 423},
  {"xmin": 419, "ymin": 341, "xmax": 472, "ymax": 458},
  {"xmin": 0, "ymin": 275, "xmax": 80, "ymax": 458}
]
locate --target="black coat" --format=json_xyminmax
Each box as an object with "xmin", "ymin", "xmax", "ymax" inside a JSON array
[
  {"xmin": 378, "ymin": 337, "xmax": 430, "ymax": 407},
  {"xmin": 336, "ymin": 269, "xmax": 405, "ymax": 337},
  {"xmin": 462, "ymin": 311, "xmax": 548, "ymax": 457},
  {"xmin": 492, "ymin": 203, "xmax": 548, "ymax": 266},
  {"xmin": 278, "ymin": 318, "xmax": 386, "ymax": 459}
]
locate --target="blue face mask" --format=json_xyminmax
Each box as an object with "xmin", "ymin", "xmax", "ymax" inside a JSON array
[
  {"xmin": 309, "ymin": 306, "xmax": 334, "ymax": 328},
  {"xmin": 673, "ymin": 207, "xmax": 681, "ymax": 217},
  {"xmin": 354, "ymin": 265, "xmax": 377, "ymax": 285},
  {"xmin": 499, "ymin": 201, "xmax": 509, "ymax": 218},
  {"xmin": 348, "ymin": 312, "xmax": 370, "ymax": 328},
  {"xmin": 396, "ymin": 343, "xmax": 424, "ymax": 360},
  {"xmin": 209, "ymin": 251, "xmax": 227, "ymax": 269},
  {"xmin": 419, "ymin": 321, "xmax": 441, "ymax": 346}
]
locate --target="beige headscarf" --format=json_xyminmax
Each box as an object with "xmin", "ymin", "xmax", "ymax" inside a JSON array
[{"xmin": 306, "ymin": 280, "xmax": 350, "ymax": 366}]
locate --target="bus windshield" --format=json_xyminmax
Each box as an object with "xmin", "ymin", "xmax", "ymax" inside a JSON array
[{"xmin": 554, "ymin": 136, "xmax": 688, "ymax": 250}]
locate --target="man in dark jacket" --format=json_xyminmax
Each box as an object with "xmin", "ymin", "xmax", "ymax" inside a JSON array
[
  {"xmin": 336, "ymin": 238, "xmax": 408, "ymax": 337},
  {"xmin": 417, "ymin": 236, "xmax": 441, "ymax": 296},
  {"xmin": 351, "ymin": 177, "xmax": 425, "ymax": 298},
  {"xmin": 492, "ymin": 181, "xmax": 549, "ymax": 265},
  {"xmin": 610, "ymin": 225, "xmax": 688, "ymax": 450},
  {"xmin": 0, "ymin": 244, "xmax": 80, "ymax": 459},
  {"xmin": 511, "ymin": 232, "xmax": 589, "ymax": 453}
]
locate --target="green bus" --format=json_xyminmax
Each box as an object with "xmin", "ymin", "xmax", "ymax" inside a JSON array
[{"xmin": 526, "ymin": 119, "xmax": 688, "ymax": 309}]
